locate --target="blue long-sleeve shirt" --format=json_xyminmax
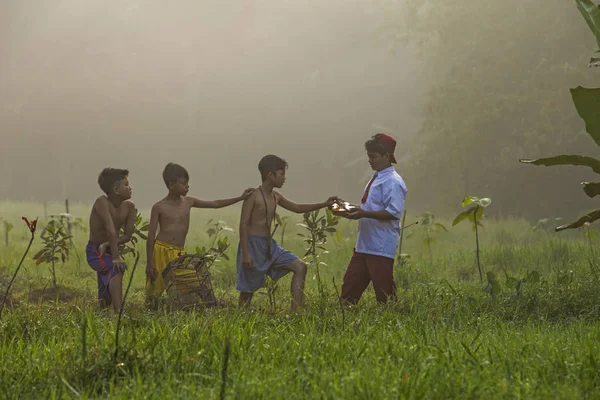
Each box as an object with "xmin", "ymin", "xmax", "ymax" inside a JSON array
[{"xmin": 355, "ymin": 166, "xmax": 407, "ymax": 260}]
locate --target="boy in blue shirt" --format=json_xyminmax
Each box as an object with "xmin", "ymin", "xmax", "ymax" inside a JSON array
[{"xmin": 342, "ymin": 133, "xmax": 407, "ymax": 304}]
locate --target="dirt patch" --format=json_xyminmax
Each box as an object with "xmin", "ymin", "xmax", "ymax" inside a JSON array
[{"xmin": 28, "ymin": 285, "xmax": 92, "ymax": 304}]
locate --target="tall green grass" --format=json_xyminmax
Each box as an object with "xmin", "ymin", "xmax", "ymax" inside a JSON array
[{"xmin": 1, "ymin": 202, "xmax": 599, "ymax": 399}]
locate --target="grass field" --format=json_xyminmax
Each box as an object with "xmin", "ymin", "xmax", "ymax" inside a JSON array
[{"xmin": 1, "ymin": 201, "xmax": 600, "ymax": 399}]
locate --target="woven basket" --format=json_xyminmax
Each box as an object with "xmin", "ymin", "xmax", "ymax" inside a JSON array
[{"xmin": 161, "ymin": 253, "xmax": 217, "ymax": 310}]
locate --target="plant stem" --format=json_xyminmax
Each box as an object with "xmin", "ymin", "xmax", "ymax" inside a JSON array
[
  {"xmin": 52, "ymin": 236, "xmax": 57, "ymax": 288},
  {"xmin": 332, "ymin": 277, "xmax": 345, "ymax": 329},
  {"xmin": 397, "ymin": 209, "xmax": 407, "ymax": 257},
  {"xmin": 114, "ymin": 253, "xmax": 140, "ymax": 365},
  {"xmin": 474, "ymin": 206, "xmax": 483, "ymax": 282},
  {"xmin": 0, "ymin": 231, "xmax": 35, "ymax": 320}
]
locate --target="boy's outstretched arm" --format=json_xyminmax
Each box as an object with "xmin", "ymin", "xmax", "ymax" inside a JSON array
[
  {"xmin": 277, "ymin": 193, "xmax": 339, "ymax": 214},
  {"xmin": 239, "ymin": 195, "xmax": 255, "ymax": 270},
  {"xmin": 190, "ymin": 188, "xmax": 255, "ymax": 209},
  {"xmin": 95, "ymin": 198, "xmax": 126, "ymax": 270},
  {"xmin": 146, "ymin": 204, "xmax": 160, "ymax": 280}
]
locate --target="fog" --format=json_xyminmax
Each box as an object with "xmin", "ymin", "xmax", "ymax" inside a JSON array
[{"xmin": 0, "ymin": 1, "xmax": 423, "ymax": 207}]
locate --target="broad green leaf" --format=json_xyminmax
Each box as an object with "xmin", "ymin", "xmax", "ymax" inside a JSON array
[
  {"xmin": 452, "ymin": 209, "xmax": 474, "ymax": 226},
  {"xmin": 520, "ymin": 155, "xmax": 600, "ymax": 174},
  {"xmin": 575, "ymin": 0, "xmax": 600, "ymax": 50},
  {"xmin": 556, "ymin": 209, "xmax": 600, "ymax": 231},
  {"xmin": 583, "ymin": 181, "xmax": 600, "ymax": 198},
  {"xmin": 571, "ymin": 87, "xmax": 600, "ymax": 146}
]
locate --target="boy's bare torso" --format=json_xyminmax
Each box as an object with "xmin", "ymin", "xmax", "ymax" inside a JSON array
[
  {"xmin": 89, "ymin": 197, "xmax": 135, "ymax": 245},
  {"xmin": 247, "ymin": 189, "xmax": 278, "ymax": 237},
  {"xmin": 154, "ymin": 196, "xmax": 194, "ymax": 247}
]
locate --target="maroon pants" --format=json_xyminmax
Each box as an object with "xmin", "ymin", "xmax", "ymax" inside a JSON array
[{"xmin": 340, "ymin": 251, "xmax": 396, "ymax": 304}]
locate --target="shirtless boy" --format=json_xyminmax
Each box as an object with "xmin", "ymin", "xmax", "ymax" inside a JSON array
[
  {"xmin": 238, "ymin": 155, "xmax": 339, "ymax": 312},
  {"xmin": 86, "ymin": 168, "xmax": 136, "ymax": 312},
  {"xmin": 145, "ymin": 162, "xmax": 254, "ymax": 306}
]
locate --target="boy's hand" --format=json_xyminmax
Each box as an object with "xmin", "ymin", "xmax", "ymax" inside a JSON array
[
  {"xmin": 242, "ymin": 254, "xmax": 253, "ymax": 270},
  {"xmin": 113, "ymin": 256, "xmax": 127, "ymax": 273},
  {"xmin": 241, "ymin": 188, "xmax": 255, "ymax": 199},
  {"xmin": 98, "ymin": 242, "xmax": 109, "ymax": 255},
  {"xmin": 325, "ymin": 196, "xmax": 340, "ymax": 207},
  {"xmin": 146, "ymin": 263, "xmax": 158, "ymax": 281},
  {"xmin": 345, "ymin": 208, "xmax": 367, "ymax": 220}
]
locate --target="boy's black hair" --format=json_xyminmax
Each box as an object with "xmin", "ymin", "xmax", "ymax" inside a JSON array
[
  {"xmin": 163, "ymin": 163, "xmax": 189, "ymax": 187},
  {"xmin": 364, "ymin": 135, "xmax": 388, "ymax": 155},
  {"xmin": 258, "ymin": 155, "xmax": 288, "ymax": 181},
  {"xmin": 98, "ymin": 168, "xmax": 129, "ymax": 195}
]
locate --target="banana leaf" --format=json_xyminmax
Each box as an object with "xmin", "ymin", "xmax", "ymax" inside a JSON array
[
  {"xmin": 555, "ymin": 209, "xmax": 600, "ymax": 231},
  {"xmin": 520, "ymin": 155, "xmax": 600, "ymax": 174}
]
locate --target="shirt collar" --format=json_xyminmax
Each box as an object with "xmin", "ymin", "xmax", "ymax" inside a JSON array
[{"xmin": 373, "ymin": 166, "xmax": 394, "ymax": 177}]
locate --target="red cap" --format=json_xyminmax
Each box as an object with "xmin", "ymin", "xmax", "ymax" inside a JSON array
[{"xmin": 375, "ymin": 133, "xmax": 397, "ymax": 163}]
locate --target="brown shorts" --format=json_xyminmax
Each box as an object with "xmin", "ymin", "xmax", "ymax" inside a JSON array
[{"xmin": 340, "ymin": 251, "xmax": 396, "ymax": 304}]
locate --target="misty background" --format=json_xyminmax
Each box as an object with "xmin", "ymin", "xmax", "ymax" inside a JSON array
[{"xmin": 1, "ymin": 0, "xmax": 598, "ymax": 220}]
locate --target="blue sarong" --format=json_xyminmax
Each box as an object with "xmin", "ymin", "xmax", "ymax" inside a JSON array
[{"xmin": 236, "ymin": 234, "xmax": 298, "ymax": 293}]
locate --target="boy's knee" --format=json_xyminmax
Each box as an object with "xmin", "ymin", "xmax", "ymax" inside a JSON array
[{"xmin": 294, "ymin": 260, "xmax": 307, "ymax": 276}]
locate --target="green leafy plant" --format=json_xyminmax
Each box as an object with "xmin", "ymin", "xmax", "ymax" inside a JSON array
[
  {"xmin": 0, "ymin": 218, "xmax": 13, "ymax": 246},
  {"xmin": 297, "ymin": 209, "xmax": 340, "ymax": 300},
  {"xmin": 452, "ymin": 196, "xmax": 492, "ymax": 282},
  {"xmin": 120, "ymin": 211, "xmax": 150, "ymax": 258},
  {"xmin": 408, "ymin": 211, "xmax": 447, "ymax": 258},
  {"xmin": 206, "ymin": 219, "xmax": 235, "ymax": 249},
  {"xmin": 520, "ymin": 1, "xmax": 600, "ymax": 229},
  {"xmin": 575, "ymin": 0, "xmax": 600, "ymax": 67},
  {"xmin": 33, "ymin": 219, "xmax": 72, "ymax": 288},
  {"xmin": 196, "ymin": 221, "xmax": 233, "ymax": 270},
  {"xmin": 46, "ymin": 213, "xmax": 86, "ymax": 266}
]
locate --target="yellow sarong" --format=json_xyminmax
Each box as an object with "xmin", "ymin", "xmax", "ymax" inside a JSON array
[{"xmin": 146, "ymin": 240, "xmax": 184, "ymax": 299}]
